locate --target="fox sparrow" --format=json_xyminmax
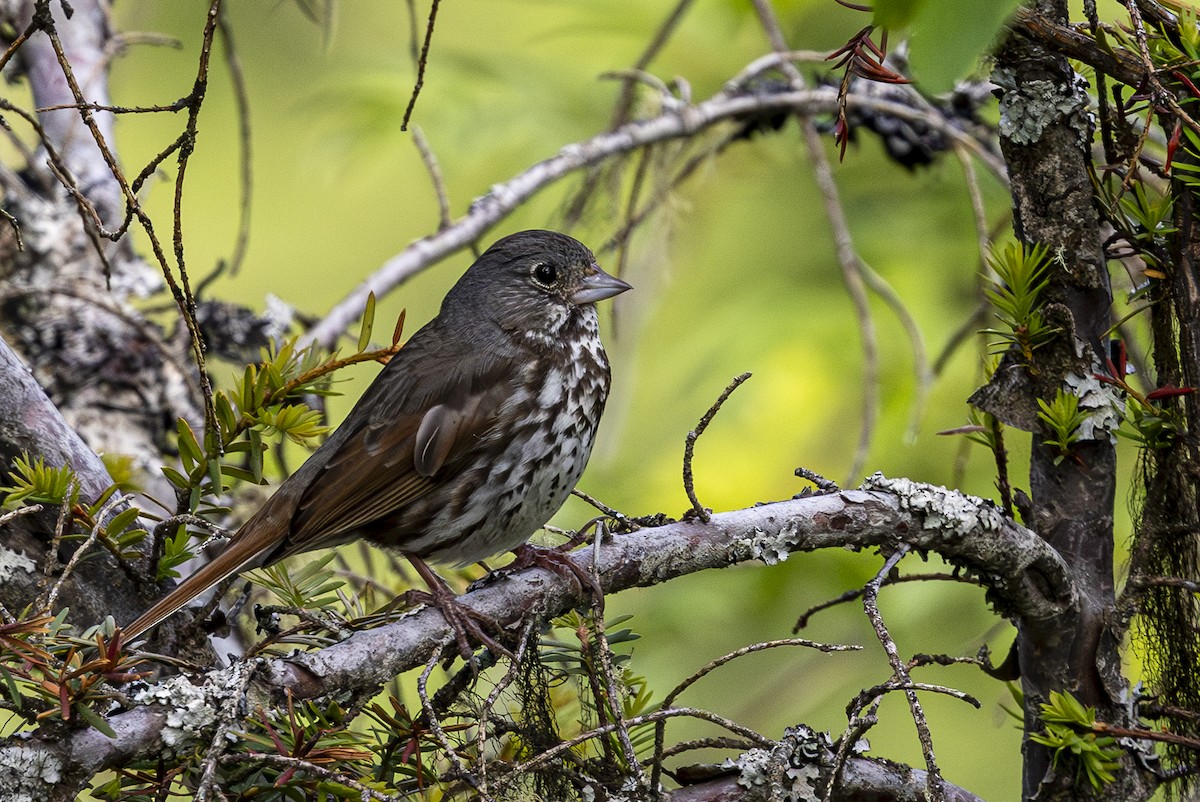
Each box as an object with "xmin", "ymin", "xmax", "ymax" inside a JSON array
[{"xmin": 124, "ymin": 230, "xmax": 630, "ymax": 641}]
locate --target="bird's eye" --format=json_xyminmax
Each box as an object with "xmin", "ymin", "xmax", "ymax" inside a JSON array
[{"xmin": 532, "ymin": 262, "xmax": 557, "ymax": 286}]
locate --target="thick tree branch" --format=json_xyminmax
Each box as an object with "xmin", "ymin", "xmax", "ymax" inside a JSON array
[
  {"xmin": 1013, "ymin": 8, "xmax": 1144, "ymax": 88},
  {"xmin": 0, "ymin": 334, "xmax": 151, "ymax": 626},
  {"xmin": 992, "ymin": 3, "xmax": 1149, "ymax": 798},
  {"xmin": 7, "ymin": 479, "xmax": 1068, "ymax": 799}
]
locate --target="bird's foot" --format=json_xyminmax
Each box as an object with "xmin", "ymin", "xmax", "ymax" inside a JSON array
[
  {"xmin": 406, "ymin": 556, "xmax": 514, "ymax": 663},
  {"xmin": 506, "ymin": 542, "xmax": 603, "ymax": 600}
]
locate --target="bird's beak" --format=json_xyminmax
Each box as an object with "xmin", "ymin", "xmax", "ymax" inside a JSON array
[{"xmin": 571, "ymin": 264, "xmax": 632, "ymax": 305}]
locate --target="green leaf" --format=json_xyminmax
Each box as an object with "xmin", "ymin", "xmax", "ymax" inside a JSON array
[
  {"xmin": 105, "ymin": 507, "xmax": 141, "ymax": 536},
  {"xmin": 873, "ymin": 0, "xmax": 925, "ymax": 29},
  {"xmin": 74, "ymin": 702, "xmax": 117, "ymax": 738},
  {"xmin": 220, "ymin": 464, "xmax": 265, "ymax": 484},
  {"xmin": 161, "ymin": 466, "xmax": 190, "ymax": 490},
  {"xmin": 0, "ymin": 666, "xmax": 23, "ymax": 709},
  {"xmin": 249, "ymin": 428, "xmax": 265, "ymax": 481},
  {"xmin": 242, "ymin": 364, "xmax": 259, "ymax": 411},
  {"xmin": 358, "ymin": 291, "xmax": 376, "ymax": 353},
  {"xmin": 176, "ymin": 419, "xmax": 204, "ymax": 474},
  {"xmin": 907, "ymin": 0, "xmax": 1024, "ymax": 92},
  {"xmin": 215, "ymin": 391, "xmax": 238, "ymax": 436}
]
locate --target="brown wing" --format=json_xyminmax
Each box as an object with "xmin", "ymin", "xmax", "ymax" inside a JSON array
[{"xmin": 273, "ymin": 332, "xmax": 518, "ymax": 559}]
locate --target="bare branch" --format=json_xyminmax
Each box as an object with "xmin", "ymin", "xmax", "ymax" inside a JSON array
[
  {"xmin": 683, "ymin": 373, "xmax": 751, "ymax": 523},
  {"xmin": 303, "ymin": 80, "xmax": 1000, "ymax": 350},
  {"xmin": 861, "ymin": 547, "xmax": 946, "ymax": 801}
]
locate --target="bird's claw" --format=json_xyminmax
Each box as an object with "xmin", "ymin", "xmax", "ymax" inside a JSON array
[{"xmin": 403, "ymin": 586, "xmax": 514, "ymax": 663}]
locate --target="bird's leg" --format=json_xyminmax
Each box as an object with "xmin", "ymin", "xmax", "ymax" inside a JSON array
[{"xmin": 404, "ymin": 555, "xmax": 514, "ymax": 661}]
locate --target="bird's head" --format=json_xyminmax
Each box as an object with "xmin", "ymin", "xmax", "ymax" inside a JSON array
[{"xmin": 444, "ymin": 230, "xmax": 631, "ymax": 343}]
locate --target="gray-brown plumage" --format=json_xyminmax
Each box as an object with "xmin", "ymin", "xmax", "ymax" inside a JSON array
[{"xmin": 124, "ymin": 230, "xmax": 630, "ymax": 639}]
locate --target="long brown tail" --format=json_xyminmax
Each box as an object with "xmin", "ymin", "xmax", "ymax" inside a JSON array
[{"xmin": 122, "ymin": 527, "xmax": 276, "ymax": 640}]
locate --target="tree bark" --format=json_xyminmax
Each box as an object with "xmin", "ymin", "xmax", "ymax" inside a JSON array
[{"xmin": 993, "ymin": 1, "xmax": 1146, "ymax": 798}]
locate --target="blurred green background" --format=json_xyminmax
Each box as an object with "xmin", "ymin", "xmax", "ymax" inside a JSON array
[{"xmin": 99, "ymin": 1, "xmax": 1143, "ymax": 798}]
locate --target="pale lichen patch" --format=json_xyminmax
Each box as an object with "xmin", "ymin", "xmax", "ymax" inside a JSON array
[
  {"xmin": 0, "ymin": 547, "xmax": 36, "ymax": 583},
  {"xmin": 0, "ymin": 745, "xmax": 62, "ymax": 802},
  {"xmin": 1065, "ymin": 369, "xmax": 1123, "ymax": 443},
  {"xmin": 740, "ymin": 519, "xmax": 802, "ymax": 566},
  {"xmin": 131, "ymin": 662, "xmax": 252, "ymax": 749},
  {"xmin": 861, "ymin": 473, "xmax": 1005, "ymax": 540},
  {"xmin": 724, "ymin": 726, "xmax": 831, "ymax": 801},
  {"xmin": 994, "ymin": 67, "xmax": 1092, "ymax": 147}
]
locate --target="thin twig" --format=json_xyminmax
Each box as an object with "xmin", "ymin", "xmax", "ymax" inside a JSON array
[
  {"xmin": 955, "ymin": 145, "xmax": 992, "ymax": 270},
  {"xmin": 570, "ymin": 488, "xmax": 629, "ymax": 523},
  {"xmin": 412, "ymin": 126, "xmax": 452, "ymax": 230},
  {"xmin": 658, "ymin": 737, "xmax": 758, "ymax": 761},
  {"xmin": 858, "ymin": 260, "xmax": 932, "ymax": 442},
  {"xmin": 683, "ymin": 373, "xmax": 752, "ymax": 522},
  {"xmin": 416, "ymin": 634, "xmax": 475, "ymax": 789},
  {"xmin": 862, "ymin": 546, "xmax": 946, "ymax": 802},
  {"xmin": 1094, "ymin": 720, "xmax": 1200, "ymax": 752},
  {"xmin": 932, "ymin": 301, "xmax": 990, "ymax": 377},
  {"xmin": 0, "ymin": 504, "xmax": 42, "ymax": 528},
  {"xmin": 400, "ymin": 0, "xmax": 440, "ymax": 131},
  {"xmin": 474, "ymin": 620, "xmax": 537, "ymax": 797},
  {"xmin": 563, "ymin": 0, "xmax": 696, "ymax": 227},
  {"xmin": 215, "ymin": 4, "xmax": 253, "ymax": 276},
  {"xmin": 649, "ymin": 637, "xmax": 858, "ymax": 798},
  {"xmin": 43, "ymin": 491, "xmax": 126, "ymax": 612},
  {"xmin": 794, "ymin": 466, "xmax": 840, "ymax": 493},
  {"xmin": 39, "ymin": 490, "xmax": 74, "ymax": 585},
  {"xmin": 504, "ymin": 707, "xmax": 773, "ymax": 782},
  {"xmin": 793, "ymin": 572, "xmax": 983, "ymax": 631},
  {"xmin": 726, "ymin": 49, "xmax": 834, "ymax": 89},
  {"xmin": 824, "ymin": 702, "xmax": 880, "ymax": 800},
  {"xmin": 587, "ymin": 524, "xmax": 645, "ymax": 784},
  {"xmin": 801, "ymin": 119, "xmax": 877, "ymax": 486},
  {"xmin": 847, "ymin": 679, "xmax": 981, "ymax": 716}
]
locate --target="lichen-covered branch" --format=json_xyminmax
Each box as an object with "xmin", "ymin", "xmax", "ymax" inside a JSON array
[
  {"xmin": 0, "ymin": 335, "xmax": 150, "ymax": 626},
  {"xmin": 668, "ymin": 724, "xmax": 985, "ymax": 801},
  {"xmin": 4, "ymin": 479, "xmax": 1068, "ymax": 799}
]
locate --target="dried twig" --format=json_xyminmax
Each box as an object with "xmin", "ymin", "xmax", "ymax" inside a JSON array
[
  {"xmin": 649, "ymin": 637, "xmax": 858, "ymax": 797},
  {"xmin": 683, "ymin": 373, "xmax": 752, "ymax": 522},
  {"xmin": 794, "ymin": 466, "xmax": 840, "ymax": 493},
  {"xmin": 506, "ymin": 707, "xmax": 773, "ymax": 782},
  {"xmin": 42, "ymin": 490, "xmax": 126, "ymax": 612},
  {"xmin": 416, "ymin": 634, "xmax": 477, "ymax": 791},
  {"xmin": 0, "ymin": 504, "xmax": 42, "ymax": 528},
  {"xmin": 400, "ymin": 0, "xmax": 441, "ymax": 131},
  {"xmin": 862, "ymin": 546, "xmax": 946, "ymax": 802},
  {"xmin": 412, "ymin": 126, "xmax": 452, "ymax": 231},
  {"xmin": 793, "ymin": 572, "xmax": 983, "ymax": 631},
  {"xmin": 214, "ymin": 5, "xmax": 253, "ymax": 276}
]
